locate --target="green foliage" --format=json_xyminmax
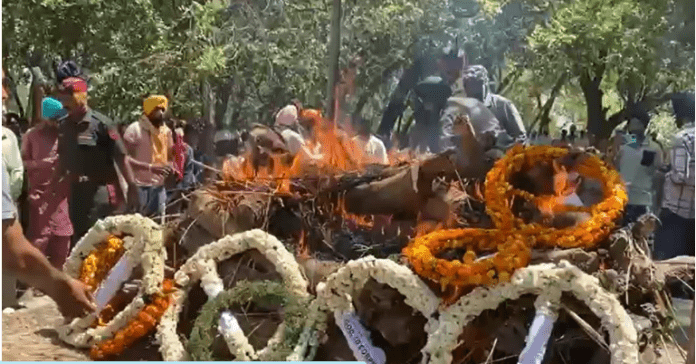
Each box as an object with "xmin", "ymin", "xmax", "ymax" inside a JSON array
[
  {"xmin": 647, "ymin": 108, "xmax": 679, "ymax": 150},
  {"xmin": 479, "ymin": 0, "xmax": 694, "ymax": 138}
]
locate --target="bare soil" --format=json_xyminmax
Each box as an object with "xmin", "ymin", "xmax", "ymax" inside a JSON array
[{"xmin": 2, "ymin": 291, "xmax": 88, "ymax": 361}]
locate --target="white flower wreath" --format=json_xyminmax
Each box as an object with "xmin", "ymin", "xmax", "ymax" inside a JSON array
[
  {"xmin": 293, "ymin": 256, "xmax": 441, "ymax": 364},
  {"xmin": 158, "ymin": 229, "xmax": 310, "ymax": 361},
  {"xmin": 57, "ymin": 214, "xmax": 165, "ymax": 348},
  {"xmin": 423, "ymin": 260, "xmax": 639, "ymax": 364}
]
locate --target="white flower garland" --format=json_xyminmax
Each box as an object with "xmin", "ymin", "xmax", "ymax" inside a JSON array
[
  {"xmin": 57, "ymin": 214, "xmax": 165, "ymax": 348},
  {"xmin": 159, "ymin": 229, "xmax": 310, "ymax": 361},
  {"xmin": 423, "ymin": 260, "xmax": 639, "ymax": 364},
  {"xmin": 296, "ymin": 256, "xmax": 441, "ymax": 364}
]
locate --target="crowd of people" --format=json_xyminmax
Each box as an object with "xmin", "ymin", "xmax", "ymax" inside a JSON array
[{"xmin": 1, "ymin": 56, "xmax": 694, "ymax": 319}]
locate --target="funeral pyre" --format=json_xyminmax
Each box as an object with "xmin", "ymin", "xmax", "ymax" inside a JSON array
[{"xmin": 56, "ymin": 115, "xmax": 693, "ymax": 363}]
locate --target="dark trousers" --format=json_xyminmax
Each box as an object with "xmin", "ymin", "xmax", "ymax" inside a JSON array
[
  {"xmin": 137, "ymin": 185, "xmax": 166, "ymax": 217},
  {"xmin": 654, "ymin": 208, "xmax": 695, "ymax": 260},
  {"xmin": 70, "ymin": 182, "xmax": 114, "ymax": 247}
]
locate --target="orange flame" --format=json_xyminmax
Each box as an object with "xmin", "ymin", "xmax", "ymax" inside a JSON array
[{"xmin": 223, "ymin": 113, "xmax": 403, "ymax": 191}]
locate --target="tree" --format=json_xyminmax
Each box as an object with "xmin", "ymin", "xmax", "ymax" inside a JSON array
[{"xmin": 479, "ymin": 0, "xmax": 695, "ymax": 140}]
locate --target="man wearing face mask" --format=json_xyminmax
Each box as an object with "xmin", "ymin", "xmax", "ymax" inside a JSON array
[
  {"xmin": 53, "ymin": 76, "xmax": 138, "ymax": 244},
  {"xmin": 615, "ymin": 110, "xmax": 663, "ymax": 225},
  {"xmin": 462, "ymin": 65, "xmax": 527, "ymax": 142},
  {"xmin": 123, "ymin": 95, "xmax": 174, "ymax": 216}
]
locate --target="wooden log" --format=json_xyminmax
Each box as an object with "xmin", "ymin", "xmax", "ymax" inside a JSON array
[
  {"xmin": 343, "ymin": 151, "xmax": 483, "ymax": 217},
  {"xmin": 186, "ymin": 190, "xmax": 267, "ymax": 239},
  {"xmin": 530, "ymin": 248, "xmax": 600, "ymax": 272}
]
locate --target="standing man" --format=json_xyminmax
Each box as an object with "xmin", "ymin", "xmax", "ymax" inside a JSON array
[
  {"xmin": 615, "ymin": 112, "xmax": 663, "ymax": 225},
  {"xmin": 2, "ymin": 68, "xmax": 21, "ymax": 308},
  {"xmin": 53, "ymin": 76, "xmax": 138, "ymax": 244},
  {"xmin": 274, "ymin": 104, "xmax": 307, "ymax": 157},
  {"xmin": 2, "ymin": 66, "xmax": 93, "ymax": 317},
  {"xmin": 352, "ymin": 116, "xmax": 389, "ymax": 165},
  {"xmin": 377, "ymin": 47, "xmax": 466, "ymax": 150},
  {"xmin": 2, "ymin": 74, "xmax": 24, "ymax": 203},
  {"xmin": 654, "ymin": 92, "xmax": 695, "ymax": 262},
  {"xmin": 462, "ymin": 65, "xmax": 527, "ymax": 143},
  {"xmin": 22, "ymin": 97, "xmax": 73, "ymax": 268},
  {"xmin": 123, "ymin": 95, "xmax": 173, "ymax": 217}
]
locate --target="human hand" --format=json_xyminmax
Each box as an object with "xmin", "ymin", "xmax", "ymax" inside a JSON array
[
  {"xmin": 54, "ymin": 277, "xmax": 95, "ymax": 319},
  {"xmin": 126, "ymin": 184, "xmax": 140, "ymax": 213},
  {"xmin": 151, "ymin": 164, "xmax": 173, "ymax": 177}
]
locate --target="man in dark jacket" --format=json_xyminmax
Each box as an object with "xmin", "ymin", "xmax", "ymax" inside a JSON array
[
  {"xmin": 463, "ymin": 65, "xmax": 527, "ymax": 143},
  {"xmin": 52, "ymin": 76, "xmax": 138, "ymax": 244},
  {"xmin": 376, "ymin": 47, "xmax": 466, "ymax": 152}
]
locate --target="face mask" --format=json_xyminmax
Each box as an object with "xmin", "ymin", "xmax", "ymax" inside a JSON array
[{"xmin": 624, "ymin": 133, "xmax": 638, "ymax": 146}]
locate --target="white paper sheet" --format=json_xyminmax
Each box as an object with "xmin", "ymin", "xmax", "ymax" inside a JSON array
[{"xmin": 94, "ymin": 254, "xmax": 136, "ymax": 313}]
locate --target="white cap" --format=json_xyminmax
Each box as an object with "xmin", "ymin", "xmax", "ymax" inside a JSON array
[{"xmin": 274, "ymin": 105, "xmax": 298, "ymax": 127}]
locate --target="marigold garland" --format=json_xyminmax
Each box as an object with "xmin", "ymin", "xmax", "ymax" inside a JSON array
[
  {"xmin": 402, "ymin": 229, "xmax": 532, "ymax": 290},
  {"xmin": 90, "ymin": 279, "xmax": 176, "ymax": 360},
  {"xmin": 79, "ymin": 235, "xmax": 126, "ymax": 292},
  {"xmin": 483, "ymin": 145, "xmax": 627, "ymax": 249},
  {"xmin": 403, "ymin": 145, "xmax": 627, "ymax": 291}
]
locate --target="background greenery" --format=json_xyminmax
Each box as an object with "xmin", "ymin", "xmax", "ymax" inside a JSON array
[{"xmin": 3, "ymin": 0, "xmax": 693, "ymax": 144}]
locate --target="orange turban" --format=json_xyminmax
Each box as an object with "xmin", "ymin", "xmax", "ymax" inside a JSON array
[
  {"xmin": 143, "ymin": 95, "xmax": 168, "ymax": 116},
  {"xmin": 299, "ymin": 109, "xmax": 323, "ymax": 124}
]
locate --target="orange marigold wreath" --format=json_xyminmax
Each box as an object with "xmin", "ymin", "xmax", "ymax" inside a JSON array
[
  {"xmin": 483, "ymin": 145, "xmax": 627, "ymax": 249},
  {"xmin": 403, "ymin": 145, "xmax": 627, "ymax": 291}
]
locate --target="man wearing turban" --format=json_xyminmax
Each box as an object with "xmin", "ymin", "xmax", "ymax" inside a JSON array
[
  {"xmin": 21, "ymin": 97, "xmax": 72, "ymax": 269},
  {"xmin": 54, "ymin": 75, "xmax": 138, "ymax": 245},
  {"xmin": 123, "ymin": 95, "xmax": 174, "ymax": 216}
]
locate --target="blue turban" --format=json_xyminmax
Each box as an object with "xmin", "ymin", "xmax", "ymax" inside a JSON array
[{"xmin": 41, "ymin": 97, "xmax": 68, "ymax": 120}]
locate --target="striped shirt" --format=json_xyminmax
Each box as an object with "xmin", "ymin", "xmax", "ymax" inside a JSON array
[{"xmin": 662, "ymin": 123, "xmax": 695, "ymax": 219}]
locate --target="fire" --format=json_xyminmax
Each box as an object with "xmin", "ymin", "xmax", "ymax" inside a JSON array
[
  {"xmin": 222, "ymin": 112, "xmax": 402, "ymax": 193},
  {"xmin": 335, "ymin": 196, "xmax": 374, "ymax": 229}
]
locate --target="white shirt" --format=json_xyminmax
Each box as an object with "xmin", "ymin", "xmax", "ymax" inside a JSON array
[
  {"xmin": 353, "ymin": 135, "xmax": 389, "ymax": 165},
  {"xmin": 279, "ymin": 128, "xmax": 306, "ymax": 156},
  {"xmin": 618, "ymin": 136, "xmax": 663, "ymax": 207},
  {"xmin": 2, "ymin": 126, "xmax": 24, "ymax": 200}
]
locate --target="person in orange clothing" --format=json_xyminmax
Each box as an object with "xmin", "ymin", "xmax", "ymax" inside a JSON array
[{"xmin": 123, "ymin": 95, "xmax": 174, "ymax": 216}]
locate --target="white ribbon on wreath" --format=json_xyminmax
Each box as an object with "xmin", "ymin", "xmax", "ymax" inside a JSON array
[
  {"xmin": 295, "ymin": 256, "xmax": 441, "ymax": 364},
  {"xmin": 56, "ymin": 214, "xmax": 165, "ymax": 348},
  {"xmin": 423, "ymin": 261, "xmax": 639, "ymax": 364},
  {"xmin": 158, "ymin": 229, "xmax": 310, "ymax": 361}
]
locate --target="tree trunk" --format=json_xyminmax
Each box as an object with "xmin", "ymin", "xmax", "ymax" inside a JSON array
[
  {"xmin": 529, "ymin": 73, "xmax": 566, "ymax": 132},
  {"xmin": 325, "ymin": 0, "xmax": 342, "ymax": 121},
  {"xmin": 202, "ymin": 78, "xmax": 216, "ymax": 158},
  {"xmin": 579, "ymin": 72, "xmax": 608, "ymax": 141}
]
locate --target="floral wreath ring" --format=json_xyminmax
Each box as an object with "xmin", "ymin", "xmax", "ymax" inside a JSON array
[
  {"xmin": 294, "ymin": 257, "xmax": 441, "ymax": 363},
  {"xmin": 187, "ymin": 280, "xmax": 311, "ymax": 361},
  {"xmin": 423, "ymin": 261, "xmax": 638, "ymax": 364},
  {"xmin": 402, "ymin": 229, "xmax": 532, "ymax": 290},
  {"xmin": 484, "ymin": 145, "xmax": 628, "ymax": 249},
  {"xmin": 159, "ymin": 229, "xmax": 310, "ymax": 361},
  {"xmin": 57, "ymin": 214, "xmax": 166, "ymax": 348}
]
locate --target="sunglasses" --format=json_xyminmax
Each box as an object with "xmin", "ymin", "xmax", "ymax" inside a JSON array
[{"xmin": 2, "ymin": 77, "xmax": 10, "ymax": 88}]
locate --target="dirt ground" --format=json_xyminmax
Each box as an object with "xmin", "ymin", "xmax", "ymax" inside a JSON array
[
  {"xmin": 2, "ymin": 291, "xmax": 88, "ymax": 361},
  {"xmin": 2, "ymin": 291, "xmax": 692, "ymax": 362}
]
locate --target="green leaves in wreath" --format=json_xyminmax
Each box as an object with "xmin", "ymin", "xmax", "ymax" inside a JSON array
[{"xmin": 187, "ymin": 280, "xmax": 310, "ymax": 361}]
